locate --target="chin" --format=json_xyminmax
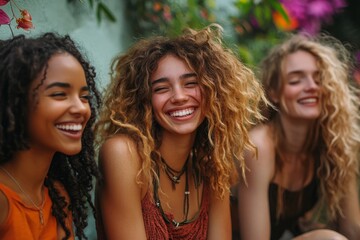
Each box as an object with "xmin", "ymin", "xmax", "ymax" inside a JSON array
[{"xmin": 61, "ymin": 146, "xmax": 83, "ymax": 156}]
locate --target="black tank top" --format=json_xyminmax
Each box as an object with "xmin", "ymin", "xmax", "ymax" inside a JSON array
[{"xmin": 268, "ymin": 174, "xmax": 319, "ymax": 240}]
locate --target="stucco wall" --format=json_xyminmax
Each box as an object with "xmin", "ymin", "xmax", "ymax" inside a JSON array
[{"xmin": 0, "ymin": 0, "xmax": 130, "ymax": 88}]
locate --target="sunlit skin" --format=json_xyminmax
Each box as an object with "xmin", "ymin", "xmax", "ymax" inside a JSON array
[
  {"xmin": 276, "ymin": 50, "xmax": 321, "ymax": 122},
  {"xmin": 151, "ymin": 54, "xmax": 204, "ymax": 139},
  {"xmin": 27, "ymin": 53, "xmax": 91, "ymax": 157}
]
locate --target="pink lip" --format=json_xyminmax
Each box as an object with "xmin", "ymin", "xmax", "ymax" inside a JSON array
[{"xmin": 57, "ymin": 128, "xmax": 83, "ymax": 140}]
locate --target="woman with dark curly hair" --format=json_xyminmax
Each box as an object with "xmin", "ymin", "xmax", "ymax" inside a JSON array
[
  {"xmin": 95, "ymin": 24, "xmax": 266, "ymax": 239},
  {"xmin": 0, "ymin": 33, "xmax": 101, "ymax": 239},
  {"xmin": 237, "ymin": 33, "xmax": 360, "ymax": 240}
]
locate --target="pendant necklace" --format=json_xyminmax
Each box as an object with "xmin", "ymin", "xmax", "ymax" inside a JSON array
[
  {"xmin": 0, "ymin": 167, "xmax": 45, "ymax": 225},
  {"xmin": 161, "ymin": 153, "xmax": 190, "ymax": 190}
]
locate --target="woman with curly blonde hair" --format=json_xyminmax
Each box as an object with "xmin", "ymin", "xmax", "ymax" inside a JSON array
[
  {"xmin": 95, "ymin": 24, "xmax": 265, "ymax": 239},
  {"xmin": 237, "ymin": 33, "xmax": 360, "ymax": 240}
]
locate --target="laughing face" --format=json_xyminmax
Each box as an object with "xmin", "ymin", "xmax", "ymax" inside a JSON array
[
  {"xmin": 276, "ymin": 50, "xmax": 321, "ymax": 121},
  {"xmin": 27, "ymin": 53, "xmax": 91, "ymax": 156},
  {"xmin": 150, "ymin": 54, "xmax": 204, "ymax": 137}
]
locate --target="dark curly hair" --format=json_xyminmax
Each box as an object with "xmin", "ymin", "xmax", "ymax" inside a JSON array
[{"xmin": 0, "ymin": 33, "xmax": 101, "ymax": 239}]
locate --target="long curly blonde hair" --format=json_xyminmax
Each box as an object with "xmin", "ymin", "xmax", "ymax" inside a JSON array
[
  {"xmin": 95, "ymin": 24, "xmax": 266, "ymax": 199},
  {"xmin": 261, "ymin": 33, "xmax": 360, "ymax": 220}
]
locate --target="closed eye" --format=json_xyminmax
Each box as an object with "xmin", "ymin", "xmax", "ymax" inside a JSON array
[
  {"xmin": 81, "ymin": 94, "xmax": 92, "ymax": 102},
  {"xmin": 49, "ymin": 92, "xmax": 66, "ymax": 98},
  {"xmin": 153, "ymin": 86, "xmax": 169, "ymax": 93},
  {"xmin": 185, "ymin": 81, "xmax": 198, "ymax": 87}
]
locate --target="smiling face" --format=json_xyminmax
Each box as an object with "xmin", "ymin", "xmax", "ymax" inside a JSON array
[
  {"xmin": 150, "ymin": 54, "xmax": 204, "ymax": 137},
  {"xmin": 27, "ymin": 53, "xmax": 91, "ymax": 156},
  {"xmin": 276, "ymin": 50, "xmax": 321, "ymax": 121}
]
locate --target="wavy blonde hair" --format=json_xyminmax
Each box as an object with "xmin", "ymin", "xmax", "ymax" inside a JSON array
[
  {"xmin": 261, "ymin": 33, "xmax": 360, "ymax": 220},
  {"xmin": 96, "ymin": 24, "xmax": 266, "ymax": 199}
]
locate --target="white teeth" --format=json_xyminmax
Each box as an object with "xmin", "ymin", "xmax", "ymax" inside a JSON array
[
  {"xmin": 56, "ymin": 124, "xmax": 82, "ymax": 131},
  {"xmin": 170, "ymin": 108, "xmax": 194, "ymax": 117},
  {"xmin": 299, "ymin": 98, "xmax": 317, "ymax": 103}
]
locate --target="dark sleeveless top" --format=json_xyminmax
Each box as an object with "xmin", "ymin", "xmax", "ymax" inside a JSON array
[{"xmin": 268, "ymin": 174, "xmax": 319, "ymax": 240}]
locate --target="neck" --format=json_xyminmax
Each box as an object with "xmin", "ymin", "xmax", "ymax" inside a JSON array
[
  {"xmin": 278, "ymin": 115, "xmax": 315, "ymax": 154},
  {"xmin": 159, "ymin": 132, "xmax": 195, "ymax": 171},
  {"xmin": 2, "ymin": 149, "xmax": 54, "ymax": 193}
]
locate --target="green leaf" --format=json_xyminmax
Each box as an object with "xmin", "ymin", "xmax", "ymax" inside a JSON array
[
  {"xmin": 88, "ymin": 0, "xmax": 94, "ymax": 8},
  {"xmin": 97, "ymin": 2, "xmax": 116, "ymax": 23},
  {"xmin": 270, "ymin": 1, "xmax": 289, "ymax": 23}
]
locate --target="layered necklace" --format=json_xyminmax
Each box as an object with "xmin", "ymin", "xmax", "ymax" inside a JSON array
[
  {"xmin": 154, "ymin": 151, "xmax": 202, "ymax": 227},
  {"xmin": 161, "ymin": 155, "xmax": 188, "ymax": 190},
  {"xmin": 0, "ymin": 167, "xmax": 45, "ymax": 225}
]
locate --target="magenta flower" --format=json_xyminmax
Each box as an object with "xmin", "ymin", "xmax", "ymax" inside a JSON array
[
  {"xmin": 0, "ymin": 0, "xmax": 34, "ymax": 34},
  {"xmin": 0, "ymin": 9, "xmax": 10, "ymax": 24},
  {"xmin": 0, "ymin": 0, "xmax": 10, "ymax": 6},
  {"xmin": 281, "ymin": 0, "xmax": 347, "ymax": 34}
]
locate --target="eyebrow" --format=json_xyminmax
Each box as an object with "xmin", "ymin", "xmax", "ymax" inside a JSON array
[
  {"xmin": 151, "ymin": 72, "xmax": 197, "ymax": 85},
  {"xmin": 45, "ymin": 82, "xmax": 89, "ymax": 91},
  {"xmin": 286, "ymin": 70, "xmax": 304, "ymax": 76}
]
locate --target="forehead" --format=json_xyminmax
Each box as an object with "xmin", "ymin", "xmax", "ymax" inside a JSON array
[
  {"xmin": 283, "ymin": 50, "xmax": 318, "ymax": 75},
  {"xmin": 31, "ymin": 53, "xmax": 86, "ymax": 88},
  {"xmin": 150, "ymin": 54, "xmax": 192, "ymax": 81}
]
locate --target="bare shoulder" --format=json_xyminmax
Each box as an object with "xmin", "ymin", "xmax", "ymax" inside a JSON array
[
  {"xmin": 249, "ymin": 124, "xmax": 273, "ymax": 148},
  {"xmin": 100, "ymin": 135, "xmax": 137, "ymax": 158},
  {"xmin": 0, "ymin": 188, "xmax": 9, "ymax": 225},
  {"xmin": 98, "ymin": 134, "xmax": 143, "ymax": 187},
  {"xmin": 100, "ymin": 134, "xmax": 140, "ymax": 160},
  {"xmin": 245, "ymin": 124, "xmax": 275, "ymax": 180}
]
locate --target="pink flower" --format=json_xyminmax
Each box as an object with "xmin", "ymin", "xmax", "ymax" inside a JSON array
[
  {"xmin": 0, "ymin": 9, "xmax": 10, "ymax": 24},
  {"xmin": 162, "ymin": 5, "xmax": 172, "ymax": 22},
  {"xmin": 0, "ymin": 0, "xmax": 10, "ymax": 6}
]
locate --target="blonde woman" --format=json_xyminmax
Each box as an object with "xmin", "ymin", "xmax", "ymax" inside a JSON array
[
  {"xmin": 95, "ymin": 24, "xmax": 266, "ymax": 239},
  {"xmin": 237, "ymin": 34, "xmax": 360, "ymax": 240}
]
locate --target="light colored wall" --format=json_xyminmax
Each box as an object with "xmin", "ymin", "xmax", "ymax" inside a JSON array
[{"xmin": 0, "ymin": 0, "xmax": 130, "ymax": 88}]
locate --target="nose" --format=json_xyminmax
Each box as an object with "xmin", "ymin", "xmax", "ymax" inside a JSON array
[
  {"xmin": 304, "ymin": 76, "xmax": 319, "ymax": 91},
  {"xmin": 170, "ymin": 86, "xmax": 189, "ymax": 104},
  {"xmin": 70, "ymin": 96, "xmax": 90, "ymax": 116}
]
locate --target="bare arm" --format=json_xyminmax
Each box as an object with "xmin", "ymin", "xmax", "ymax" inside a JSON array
[
  {"xmin": 207, "ymin": 189, "xmax": 231, "ymax": 240},
  {"xmin": 97, "ymin": 135, "xmax": 147, "ymax": 240},
  {"xmin": 336, "ymin": 175, "xmax": 360, "ymax": 240},
  {"xmin": 237, "ymin": 125, "xmax": 275, "ymax": 240}
]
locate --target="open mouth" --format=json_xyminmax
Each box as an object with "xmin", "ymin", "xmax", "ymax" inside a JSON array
[
  {"xmin": 55, "ymin": 124, "xmax": 83, "ymax": 133},
  {"xmin": 298, "ymin": 97, "xmax": 318, "ymax": 104},
  {"xmin": 169, "ymin": 108, "xmax": 195, "ymax": 117}
]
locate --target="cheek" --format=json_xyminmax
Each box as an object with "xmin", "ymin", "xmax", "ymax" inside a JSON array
[
  {"xmin": 281, "ymin": 87, "xmax": 299, "ymax": 101},
  {"xmin": 151, "ymin": 95, "xmax": 165, "ymax": 112}
]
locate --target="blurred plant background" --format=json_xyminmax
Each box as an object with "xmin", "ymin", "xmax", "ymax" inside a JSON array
[
  {"xmin": 125, "ymin": 0, "xmax": 360, "ymax": 81},
  {"xmin": 2, "ymin": 0, "xmax": 359, "ymax": 80}
]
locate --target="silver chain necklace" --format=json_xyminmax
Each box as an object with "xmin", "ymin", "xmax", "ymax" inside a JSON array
[{"xmin": 0, "ymin": 167, "xmax": 45, "ymax": 225}]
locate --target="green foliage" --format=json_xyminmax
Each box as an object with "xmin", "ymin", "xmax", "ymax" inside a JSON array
[
  {"xmin": 126, "ymin": 0, "xmax": 216, "ymax": 37},
  {"xmin": 68, "ymin": 0, "xmax": 116, "ymax": 23}
]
